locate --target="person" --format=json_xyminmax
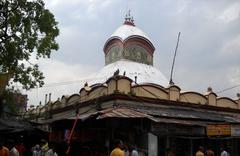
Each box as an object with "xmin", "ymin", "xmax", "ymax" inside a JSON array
[
  {"xmin": 206, "ymin": 148, "xmax": 214, "ymax": 156},
  {"xmin": 196, "ymin": 146, "xmax": 204, "ymax": 156},
  {"xmin": 45, "ymin": 142, "xmax": 57, "ymax": 156},
  {"xmin": 131, "ymin": 149, "xmax": 138, "ymax": 156},
  {"xmin": 32, "ymin": 144, "xmax": 41, "ymax": 156},
  {"xmin": 110, "ymin": 139, "xmax": 124, "ymax": 156},
  {"xmin": 220, "ymin": 147, "xmax": 229, "ymax": 156},
  {"xmin": 128, "ymin": 145, "xmax": 138, "ymax": 156},
  {"xmin": 123, "ymin": 144, "xmax": 129, "ymax": 156},
  {"xmin": 0, "ymin": 140, "xmax": 9, "ymax": 156},
  {"xmin": 166, "ymin": 148, "xmax": 174, "ymax": 156},
  {"xmin": 40, "ymin": 139, "xmax": 49, "ymax": 156},
  {"xmin": 7, "ymin": 140, "xmax": 19, "ymax": 156},
  {"xmin": 15, "ymin": 139, "xmax": 25, "ymax": 156}
]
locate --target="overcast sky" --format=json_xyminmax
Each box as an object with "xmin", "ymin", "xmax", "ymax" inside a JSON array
[{"xmin": 23, "ymin": 0, "xmax": 240, "ymax": 106}]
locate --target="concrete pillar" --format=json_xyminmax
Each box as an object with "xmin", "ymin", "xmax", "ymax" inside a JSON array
[
  {"xmin": 205, "ymin": 87, "xmax": 217, "ymax": 106},
  {"xmin": 168, "ymin": 85, "xmax": 181, "ymax": 101}
]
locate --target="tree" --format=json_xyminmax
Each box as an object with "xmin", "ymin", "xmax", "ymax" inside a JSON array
[{"xmin": 0, "ymin": 0, "xmax": 59, "ymax": 89}]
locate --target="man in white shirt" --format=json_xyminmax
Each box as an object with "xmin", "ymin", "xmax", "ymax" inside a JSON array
[
  {"xmin": 220, "ymin": 147, "xmax": 230, "ymax": 156},
  {"xmin": 129, "ymin": 145, "xmax": 139, "ymax": 156},
  {"xmin": 132, "ymin": 149, "xmax": 139, "ymax": 156},
  {"xmin": 7, "ymin": 140, "xmax": 19, "ymax": 156}
]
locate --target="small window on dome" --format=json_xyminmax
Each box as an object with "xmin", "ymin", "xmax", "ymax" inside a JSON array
[
  {"xmin": 123, "ymin": 45, "xmax": 152, "ymax": 65},
  {"xmin": 105, "ymin": 45, "xmax": 122, "ymax": 65}
]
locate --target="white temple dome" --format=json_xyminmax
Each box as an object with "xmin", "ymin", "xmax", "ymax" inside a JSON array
[
  {"xmin": 110, "ymin": 24, "xmax": 152, "ymax": 42},
  {"xmin": 93, "ymin": 13, "xmax": 168, "ymax": 87},
  {"xmin": 87, "ymin": 59, "xmax": 169, "ymax": 87}
]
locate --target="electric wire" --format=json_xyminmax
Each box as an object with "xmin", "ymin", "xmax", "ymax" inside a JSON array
[{"xmin": 216, "ymin": 84, "xmax": 240, "ymax": 94}]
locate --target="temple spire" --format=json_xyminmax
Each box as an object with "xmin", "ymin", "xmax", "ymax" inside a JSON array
[{"xmin": 124, "ymin": 10, "xmax": 135, "ymax": 26}]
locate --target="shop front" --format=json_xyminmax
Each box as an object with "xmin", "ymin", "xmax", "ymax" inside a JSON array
[
  {"xmin": 206, "ymin": 124, "xmax": 240, "ymax": 156},
  {"xmin": 151, "ymin": 121, "xmax": 206, "ymax": 156}
]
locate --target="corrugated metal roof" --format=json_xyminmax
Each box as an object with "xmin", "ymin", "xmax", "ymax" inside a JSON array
[
  {"xmin": 151, "ymin": 117, "xmax": 208, "ymax": 126},
  {"xmin": 134, "ymin": 107, "xmax": 227, "ymax": 122},
  {"xmin": 66, "ymin": 107, "xmax": 152, "ymax": 120},
  {"xmin": 222, "ymin": 115, "xmax": 240, "ymax": 123},
  {"xmin": 75, "ymin": 107, "xmax": 208, "ymax": 126},
  {"xmin": 0, "ymin": 118, "xmax": 35, "ymax": 133},
  {"xmin": 38, "ymin": 111, "xmax": 76, "ymax": 124},
  {"xmin": 97, "ymin": 107, "xmax": 151, "ymax": 119},
  {"xmin": 40, "ymin": 106, "xmax": 240, "ymax": 126}
]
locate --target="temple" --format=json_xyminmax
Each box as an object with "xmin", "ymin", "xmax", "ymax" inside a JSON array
[{"xmin": 23, "ymin": 14, "xmax": 240, "ymax": 156}]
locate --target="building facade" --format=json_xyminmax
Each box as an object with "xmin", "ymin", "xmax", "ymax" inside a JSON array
[{"xmin": 24, "ymin": 15, "xmax": 240, "ymax": 156}]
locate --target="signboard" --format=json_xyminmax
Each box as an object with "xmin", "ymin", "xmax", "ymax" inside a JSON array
[
  {"xmin": 231, "ymin": 125, "xmax": 240, "ymax": 137},
  {"xmin": 207, "ymin": 124, "xmax": 231, "ymax": 136}
]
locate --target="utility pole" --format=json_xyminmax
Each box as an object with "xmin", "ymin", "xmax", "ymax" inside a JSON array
[{"xmin": 169, "ymin": 32, "xmax": 181, "ymax": 85}]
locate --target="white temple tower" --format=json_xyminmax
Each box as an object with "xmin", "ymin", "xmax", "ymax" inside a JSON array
[{"xmin": 89, "ymin": 13, "xmax": 168, "ymax": 86}]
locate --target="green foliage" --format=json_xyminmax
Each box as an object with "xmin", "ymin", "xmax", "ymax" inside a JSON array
[{"xmin": 0, "ymin": 0, "xmax": 59, "ymax": 89}]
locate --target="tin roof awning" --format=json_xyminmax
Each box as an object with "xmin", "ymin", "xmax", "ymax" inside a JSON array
[
  {"xmin": 66, "ymin": 107, "xmax": 152, "ymax": 121},
  {"xmin": 96, "ymin": 107, "xmax": 152, "ymax": 119},
  {"xmin": 68, "ymin": 107, "xmax": 209, "ymax": 126},
  {"xmin": 0, "ymin": 118, "xmax": 36, "ymax": 133},
  {"xmin": 133, "ymin": 106, "xmax": 240, "ymax": 123},
  {"xmin": 40, "ymin": 106, "xmax": 240, "ymax": 126},
  {"xmin": 150, "ymin": 117, "xmax": 209, "ymax": 126}
]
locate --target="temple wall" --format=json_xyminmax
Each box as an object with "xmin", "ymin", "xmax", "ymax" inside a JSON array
[
  {"xmin": 25, "ymin": 76, "xmax": 240, "ymax": 116},
  {"xmin": 132, "ymin": 86, "xmax": 168, "ymax": 99},
  {"xmin": 180, "ymin": 92, "xmax": 207, "ymax": 105},
  {"xmin": 217, "ymin": 97, "xmax": 238, "ymax": 109}
]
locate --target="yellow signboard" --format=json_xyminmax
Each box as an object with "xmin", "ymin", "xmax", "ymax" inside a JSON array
[{"xmin": 207, "ymin": 124, "xmax": 231, "ymax": 136}]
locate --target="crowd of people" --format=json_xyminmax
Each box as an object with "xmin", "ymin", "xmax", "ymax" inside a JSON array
[
  {"xmin": 0, "ymin": 137, "xmax": 232, "ymax": 156},
  {"xmin": 0, "ymin": 139, "xmax": 26, "ymax": 156},
  {"xmin": 108, "ymin": 140, "xmax": 232, "ymax": 156},
  {"xmin": 195, "ymin": 146, "xmax": 230, "ymax": 156},
  {"xmin": 0, "ymin": 138, "xmax": 140, "ymax": 156},
  {"xmin": 0, "ymin": 139, "xmax": 60, "ymax": 156},
  {"xmin": 110, "ymin": 139, "xmax": 139, "ymax": 156}
]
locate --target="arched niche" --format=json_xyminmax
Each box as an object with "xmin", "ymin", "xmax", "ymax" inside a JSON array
[
  {"xmin": 52, "ymin": 100, "xmax": 61, "ymax": 110},
  {"xmin": 106, "ymin": 77, "xmax": 117, "ymax": 94},
  {"xmin": 88, "ymin": 85, "xmax": 107, "ymax": 100},
  {"xmin": 217, "ymin": 97, "xmax": 238, "ymax": 109},
  {"xmin": 180, "ymin": 92, "xmax": 207, "ymax": 104},
  {"xmin": 67, "ymin": 94, "xmax": 80, "ymax": 106},
  {"xmin": 132, "ymin": 84, "xmax": 168, "ymax": 99}
]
